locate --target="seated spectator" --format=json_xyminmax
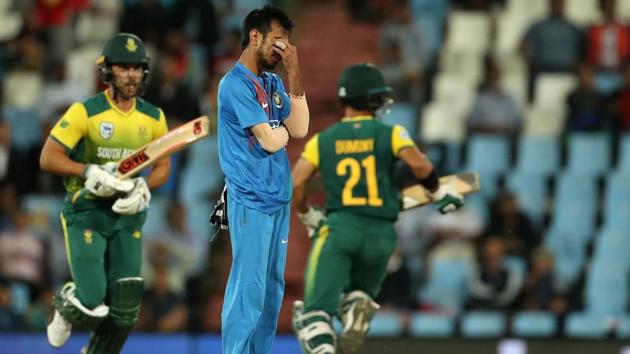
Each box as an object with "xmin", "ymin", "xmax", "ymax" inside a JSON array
[
  {"xmin": 467, "ymin": 237, "xmax": 524, "ymax": 310},
  {"xmin": 610, "ymin": 63, "xmax": 630, "ymax": 131},
  {"xmin": 519, "ymin": 0, "xmax": 584, "ymax": 101},
  {"xmin": 484, "ymin": 191, "xmax": 538, "ymax": 259},
  {"xmin": 586, "ymin": 0, "xmax": 630, "ymax": 73},
  {"xmin": 0, "ymin": 208, "xmax": 46, "ymax": 296},
  {"xmin": 379, "ymin": 0, "xmax": 427, "ymax": 106},
  {"xmin": 377, "ymin": 250, "xmax": 414, "ymax": 310},
  {"xmin": 466, "ymin": 57, "xmax": 522, "ymax": 135},
  {"xmin": 138, "ymin": 263, "xmax": 188, "ymax": 332},
  {"xmin": 566, "ymin": 63, "xmax": 609, "ymax": 131},
  {"xmin": 451, "ymin": 0, "xmax": 506, "ymax": 11},
  {"xmin": 522, "ymin": 248, "xmax": 567, "ymax": 315}
]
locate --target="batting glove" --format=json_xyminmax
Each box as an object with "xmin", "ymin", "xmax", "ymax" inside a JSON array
[
  {"xmin": 429, "ymin": 181, "xmax": 464, "ymax": 214},
  {"xmin": 84, "ymin": 163, "xmax": 134, "ymax": 198},
  {"xmin": 112, "ymin": 178, "xmax": 151, "ymax": 215},
  {"xmin": 297, "ymin": 206, "xmax": 326, "ymax": 238}
]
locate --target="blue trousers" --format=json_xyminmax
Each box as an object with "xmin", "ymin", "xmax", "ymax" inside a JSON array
[{"xmin": 222, "ymin": 198, "xmax": 290, "ymax": 354}]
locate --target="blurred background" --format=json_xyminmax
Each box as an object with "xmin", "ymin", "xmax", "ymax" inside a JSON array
[{"xmin": 0, "ymin": 0, "xmax": 629, "ymax": 353}]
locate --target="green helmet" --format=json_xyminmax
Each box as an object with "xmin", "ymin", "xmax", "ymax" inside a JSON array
[
  {"xmin": 337, "ymin": 63, "xmax": 392, "ymax": 111},
  {"xmin": 96, "ymin": 33, "xmax": 150, "ymax": 83}
]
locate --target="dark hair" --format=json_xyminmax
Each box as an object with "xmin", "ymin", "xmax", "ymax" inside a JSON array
[{"xmin": 241, "ymin": 5, "xmax": 294, "ymax": 49}]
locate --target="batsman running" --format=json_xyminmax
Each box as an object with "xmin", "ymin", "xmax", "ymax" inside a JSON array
[
  {"xmin": 40, "ymin": 33, "xmax": 170, "ymax": 353},
  {"xmin": 291, "ymin": 63, "xmax": 464, "ymax": 354}
]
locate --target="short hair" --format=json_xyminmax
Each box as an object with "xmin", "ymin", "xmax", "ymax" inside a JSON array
[{"xmin": 241, "ymin": 5, "xmax": 295, "ymax": 49}]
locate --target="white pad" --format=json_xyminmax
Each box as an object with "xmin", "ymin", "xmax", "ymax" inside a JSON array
[
  {"xmin": 292, "ymin": 301, "xmax": 336, "ymax": 354},
  {"xmin": 64, "ymin": 283, "xmax": 109, "ymax": 318}
]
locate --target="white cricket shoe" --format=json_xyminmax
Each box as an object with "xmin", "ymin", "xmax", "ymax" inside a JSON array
[
  {"xmin": 339, "ymin": 291, "xmax": 380, "ymax": 353},
  {"xmin": 47, "ymin": 310, "xmax": 72, "ymax": 347}
]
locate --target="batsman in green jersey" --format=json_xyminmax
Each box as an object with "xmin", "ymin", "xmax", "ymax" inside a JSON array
[
  {"xmin": 291, "ymin": 63, "xmax": 465, "ymax": 354},
  {"xmin": 39, "ymin": 33, "xmax": 170, "ymax": 354}
]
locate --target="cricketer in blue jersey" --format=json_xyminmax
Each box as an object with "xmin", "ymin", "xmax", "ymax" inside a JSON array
[{"xmin": 216, "ymin": 5, "xmax": 309, "ymax": 354}]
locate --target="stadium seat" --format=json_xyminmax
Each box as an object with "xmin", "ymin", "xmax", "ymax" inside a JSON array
[
  {"xmin": 433, "ymin": 73, "xmax": 476, "ymax": 115},
  {"xmin": 444, "ymin": 11, "xmax": 491, "ymax": 55},
  {"xmin": 512, "ymin": 311, "xmax": 557, "ymax": 337},
  {"xmin": 515, "ymin": 135, "xmax": 559, "ymax": 175},
  {"xmin": 550, "ymin": 172, "xmax": 598, "ymax": 234},
  {"xmin": 465, "ymin": 134, "xmax": 511, "ymax": 176},
  {"xmin": 618, "ymin": 316, "xmax": 630, "ymax": 338},
  {"xmin": 420, "ymin": 256, "xmax": 471, "ymax": 314},
  {"xmin": 603, "ymin": 171, "xmax": 630, "ymax": 216},
  {"xmin": 592, "ymin": 229, "xmax": 630, "ymax": 269},
  {"xmin": 566, "ymin": 0, "xmax": 599, "ymax": 24},
  {"xmin": 544, "ymin": 229, "xmax": 589, "ymax": 292},
  {"xmin": 524, "ymin": 104, "xmax": 566, "ymax": 137},
  {"xmin": 381, "ymin": 102, "xmax": 418, "ymax": 135},
  {"xmin": 565, "ymin": 312, "xmax": 610, "ymax": 338},
  {"xmin": 461, "ymin": 311, "xmax": 507, "ymax": 337},
  {"xmin": 504, "ymin": 0, "xmax": 548, "ymax": 20},
  {"xmin": 506, "ymin": 171, "xmax": 548, "ymax": 228},
  {"xmin": 143, "ymin": 195, "xmax": 171, "ymax": 239},
  {"xmin": 566, "ymin": 133, "xmax": 611, "ymax": 176},
  {"xmin": 533, "ymin": 74, "xmax": 577, "ymax": 108},
  {"xmin": 495, "ymin": 14, "xmax": 530, "ymax": 56},
  {"xmin": 3, "ymin": 71, "xmax": 43, "ymax": 110},
  {"xmin": 584, "ymin": 260, "xmax": 629, "ymax": 317},
  {"xmin": 23, "ymin": 194, "xmax": 63, "ymax": 235},
  {"xmin": 594, "ymin": 72, "xmax": 623, "ymax": 95},
  {"xmin": 420, "ymin": 102, "xmax": 466, "ymax": 142},
  {"xmin": 367, "ymin": 311, "xmax": 404, "ymax": 337},
  {"xmin": 409, "ymin": 312, "xmax": 455, "ymax": 337},
  {"xmin": 617, "ymin": 134, "xmax": 630, "ymax": 172}
]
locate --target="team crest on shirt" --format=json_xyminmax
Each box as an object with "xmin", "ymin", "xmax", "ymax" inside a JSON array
[
  {"xmin": 273, "ymin": 91, "xmax": 283, "ymax": 108},
  {"xmin": 99, "ymin": 122, "xmax": 114, "ymax": 140},
  {"xmin": 138, "ymin": 125, "xmax": 148, "ymax": 139},
  {"xmin": 84, "ymin": 229, "xmax": 93, "ymax": 244}
]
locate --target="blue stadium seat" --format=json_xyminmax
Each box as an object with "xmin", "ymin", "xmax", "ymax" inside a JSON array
[
  {"xmin": 603, "ymin": 171, "xmax": 630, "ymax": 216},
  {"xmin": 618, "ymin": 316, "xmax": 630, "ymax": 338},
  {"xmin": 465, "ymin": 134, "xmax": 511, "ymax": 176},
  {"xmin": 367, "ymin": 311, "xmax": 404, "ymax": 337},
  {"xmin": 618, "ymin": 134, "xmax": 630, "ymax": 172},
  {"xmin": 592, "ymin": 229, "xmax": 630, "ymax": 268},
  {"xmin": 461, "ymin": 311, "xmax": 506, "ymax": 337},
  {"xmin": 584, "ymin": 260, "xmax": 629, "ymax": 317},
  {"xmin": 516, "ymin": 135, "xmax": 559, "ymax": 175},
  {"xmin": 506, "ymin": 171, "xmax": 548, "ymax": 228},
  {"xmin": 420, "ymin": 257, "xmax": 471, "ymax": 314},
  {"xmin": 565, "ymin": 312, "xmax": 609, "ymax": 338},
  {"xmin": 143, "ymin": 195, "xmax": 171, "ymax": 239},
  {"xmin": 550, "ymin": 172, "xmax": 597, "ymax": 235},
  {"xmin": 512, "ymin": 311, "xmax": 557, "ymax": 337},
  {"xmin": 409, "ymin": 312, "xmax": 455, "ymax": 337},
  {"xmin": 3, "ymin": 107, "xmax": 41, "ymax": 151},
  {"xmin": 566, "ymin": 133, "xmax": 611, "ymax": 176},
  {"xmin": 381, "ymin": 102, "xmax": 418, "ymax": 135},
  {"xmin": 544, "ymin": 229, "xmax": 589, "ymax": 292},
  {"xmin": 178, "ymin": 135, "xmax": 222, "ymax": 204},
  {"xmin": 23, "ymin": 194, "xmax": 63, "ymax": 235}
]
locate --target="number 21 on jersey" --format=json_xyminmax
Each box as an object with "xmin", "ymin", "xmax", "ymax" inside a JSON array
[{"xmin": 336, "ymin": 155, "xmax": 383, "ymax": 207}]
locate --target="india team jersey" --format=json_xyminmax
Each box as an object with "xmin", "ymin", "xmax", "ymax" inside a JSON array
[
  {"xmin": 50, "ymin": 90, "xmax": 168, "ymax": 193},
  {"xmin": 217, "ymin": 62, "xmax": 292, "ymax": 212},
  {"xmin": 301, "ymin": 116, "xmax": 416, "ymax": 220}
]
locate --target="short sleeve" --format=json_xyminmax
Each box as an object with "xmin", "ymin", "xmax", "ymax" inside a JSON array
[
  {"xmin": 222, "ymin": 77, "xmax": 268, "ymax": 129},
  {"xmin": 153, "ymin": 109, "xmax": 169, "ymax": 139},
  {"xmin": 391, "ymin": 125, "xmax": 416, "ymax": 156},
  {"xmin": 301, "ymin": 134, "xmax": 319, "ymax": 168},
  {"xmin": 50, "ymin": 103, "xmax": 88, "ymax": 150}
]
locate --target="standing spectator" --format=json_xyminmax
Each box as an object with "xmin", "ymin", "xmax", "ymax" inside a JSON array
[
  {"xmin": 586, "ymin": 0, "xmax": 630, "ymax": 73},
  {"xmin": 520, "ymin": 0, "xmax": 584, "ymax": 101},
  {"xmin": 466, "ymin": 57, "xmax": 523, "ymax": 135},
  {"xmin": 522, "ymin": 248, "xmax": 567, "ymax": 314},
  {"xmin": 609, "ymin": 63, "xmax": 630, "ymax": 131},
  {"xmin": 379, "ymin": 0, "xmax": 428, "ymax": 106},
  {"xmin": 139, "ymin": 262, "xmax": 188, "ymax": 332},
  {"xmin": 377, "ymin": 250, "xmax": 414, "ymax": 310},
  {"xmin": 484, "ymin": 191, "xmax": 538, "ymax": 259},
  {"xmin": 566, "ymin": 63, "xmax": 609, "ymax": 131},
  {"xmin": 467, "ymin": 237, "xmax": 524, "ymax": 310}
]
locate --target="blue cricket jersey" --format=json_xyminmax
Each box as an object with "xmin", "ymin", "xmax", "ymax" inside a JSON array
[{"xmin": 217, "ymin": 62, "xmax": 292, "ymax": 212}]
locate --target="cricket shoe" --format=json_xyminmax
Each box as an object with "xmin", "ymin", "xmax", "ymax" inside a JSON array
[
  {"xmin": 338, "ymin": 291, "xmax": 380, "ymax": 354},
  {"xmin": 47, "ymin": 283, "xmax": 75, "ymax": 347}
]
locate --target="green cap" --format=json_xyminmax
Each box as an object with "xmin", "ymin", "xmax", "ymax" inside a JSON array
[
  {"xmin": 337, "ymin": 63, "xmax": 392, "ymax": 101},
  {"xmin": 96, "ymin": 33, "xmax": 149, "ymax": 67}
]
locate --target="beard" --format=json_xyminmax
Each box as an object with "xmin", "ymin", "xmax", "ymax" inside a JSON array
[
  {"xmin": 257, "ymin": 46, "xmax": 278, "ymax": 70},
  {"xmin": 111, "ymin": 78, "xmax": 143, "ymax": 100}
]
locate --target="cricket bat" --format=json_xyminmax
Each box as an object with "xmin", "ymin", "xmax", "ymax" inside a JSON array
[
  {"xmin": 401, "ymin": 171, "xmax": 480, "ymax": 210},
  {"xmin": 115, "ymin": 116, "xmax": 210, "ymax": 179}
]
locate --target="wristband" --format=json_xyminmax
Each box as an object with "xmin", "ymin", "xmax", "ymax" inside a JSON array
[
  {"xmin": 289, "ymin": 92, "xmax": 306, "ymax": 100},
  {"xmin": 419, "ymin": 168, "xmax": 439, "ymax": 191}
]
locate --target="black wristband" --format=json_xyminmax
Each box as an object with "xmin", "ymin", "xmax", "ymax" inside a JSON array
[{"xmin": 419, "ymin": 168, "xmax": 439, "ymax": 191}]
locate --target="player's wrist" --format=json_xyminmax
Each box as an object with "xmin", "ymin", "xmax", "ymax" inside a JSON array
[{"xmin": 418, "ymin": 168, "xmax": 439, "ymax": 192}]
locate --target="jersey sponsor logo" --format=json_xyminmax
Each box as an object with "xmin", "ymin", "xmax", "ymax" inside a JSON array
[
  {"xmin": 117, "ymin": 148, "xmax": 149, "ymax": 175},
  {"xmin": 59, "ymin": 120, "xmax": 69, "ymax": 129},
  {"xmin": 269, "ymin": 119, "xmax": 281, "ymax": 129},
  {"xmin": 99, "ymin": 122, "xmax": 114, "ymax": 140},
  {"xmin": 273, "ymin": 91, "xmax": 283, "ymax": 108},
  {"xmin": 335, "ymin": 139, "xmax": 374, "ymax": 154},
  {"xmin": 262, "ymin": 102, "xmax": 269, "ymax": 109},
  {"xmin": 96, "ymin": 147, "xmax": 136, "ymax": 160},
  {"xmin": 126, "ymin": 37, "xmax": 137, "ymax": 52}
]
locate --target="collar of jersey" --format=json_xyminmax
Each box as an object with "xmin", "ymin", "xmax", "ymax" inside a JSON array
[
  {"xmin": 236, "ymin": 61, "xmax": 264, "ymax": 80},
  {"xmin": 104, "ymin": 89, "xmax": 136, "ymax": 117},
  {"xmin": 341, "ymin": 115, "xmax": 374, "ymax": 122}
]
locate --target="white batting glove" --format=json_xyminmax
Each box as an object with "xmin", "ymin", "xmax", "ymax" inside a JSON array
[
  {"xmin": 112, "ymin": 178, "xmax": 151, "ymax": 215},
  {"xmin": 297, "ymin": 207, "xmax": 326, "ymax": 238},
  {"xmin": 429, "ymin": 180, "xmax": 464, "ymax": 214},
  {"xmin": 84, "ymin": 163, "xmax": 134, "ymax": 197}
]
